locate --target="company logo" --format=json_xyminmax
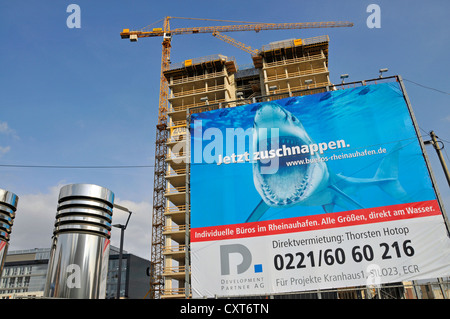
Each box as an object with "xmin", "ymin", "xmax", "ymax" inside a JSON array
[{"xmin": 220, "ymin": 244, "xmax": 262, "ymax": 275}]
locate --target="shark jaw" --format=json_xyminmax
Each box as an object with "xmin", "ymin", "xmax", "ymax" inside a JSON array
[{"xmin": 252, "ymin": 102, "xmax": 328, "ymax": 208}]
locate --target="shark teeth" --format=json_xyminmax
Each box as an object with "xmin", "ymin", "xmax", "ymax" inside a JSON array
[
  {"xmin": 252, "ymin": 102, "xmax": 322, "ymax": 209},
  {"xmin": 254, "ymin": 133, "xmax": 314, "ymax": 207},
  {"xmin": 258, "ymin": 172, "xmax": 310, "ymax": 206}
]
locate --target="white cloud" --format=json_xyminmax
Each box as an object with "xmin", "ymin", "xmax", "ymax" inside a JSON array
[
  {"xmin": 0, "ymin": 121, "xmax": 18, "ymax": 157},
  {"xmin": 9, "ymin": 185, "xmax": 61, "ymax": 251},
  {"xmin": 0, "ymin": 121, "xmax": 18, "ymax": 139},
  {"xmin": 0, "ymin": 121, "xmax": 10, "ymax": 134},
  {"xmin": 8, "ymin": 185, "xmax": 152, "ymax": 261},
  {"xmin": 0, "ymin": 146, "xmax": 10, "ymax": 157}
]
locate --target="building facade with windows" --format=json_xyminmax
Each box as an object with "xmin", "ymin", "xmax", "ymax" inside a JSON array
[{"xmin": 0, "ymin": 247, "xmax": 150, "ymax": 299}]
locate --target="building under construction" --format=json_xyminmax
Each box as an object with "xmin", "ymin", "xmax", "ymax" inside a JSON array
[
  {"xmin": 161, "ymin": 35, "xmax": 331, "ymax": 298},
  {"xmin": 121, "ymin": 17, "xmax": 358, "ymax": 299},
  {"xmin": 121, "ymin": 18, "xmax": 450, "ymax": 300}
]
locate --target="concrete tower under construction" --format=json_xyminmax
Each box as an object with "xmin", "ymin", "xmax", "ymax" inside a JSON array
[{"xmin": 161, "ymin": 35, "xmax": 331, "ymax": 298}]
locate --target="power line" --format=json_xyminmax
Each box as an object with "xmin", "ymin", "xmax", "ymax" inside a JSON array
[
  {"xmin": 0, "ymin": 164, "xmax": 155, "ymax": 169},
  {"xmin": 403, "ymin": 78, "xmax": 450, "ymax": 96},
  {"xmin": 0, "ymin": 137, "xmax": 433, "ymax": 170}
]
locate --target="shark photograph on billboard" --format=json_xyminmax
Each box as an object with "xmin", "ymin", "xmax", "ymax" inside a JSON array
[{"xmin": 189, "ymin": 79, "xmax": 450, "ymax": 298}]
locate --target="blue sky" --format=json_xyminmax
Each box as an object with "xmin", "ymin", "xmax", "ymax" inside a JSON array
[{"xmin": 0, "ymin": 0, "xmax": 449, "ymax": 259}]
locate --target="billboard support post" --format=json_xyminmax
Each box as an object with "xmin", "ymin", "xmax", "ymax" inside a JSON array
[
  {"xmin": 427, "ymin": 131, "xmax": 450, "ymax": 188},
  {"xmin": 397, "ymin": 75, "xmax": 450, "ymax": 234},
  {"xmin": 185, "ymin": 114, "xmax": 191, "ymax": 299}
]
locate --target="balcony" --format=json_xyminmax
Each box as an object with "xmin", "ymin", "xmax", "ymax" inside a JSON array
[
  {"xmin": 170, "ymin": 84, "xmax": 226, "ymax": 99},
  {"xmin": 170, "ymin": 70, "xmax": 226, "ymax": 85},
  {"xmin": 166, "ymin": 150, "xmax": 186, "ymax": 164},
  {"xmin": 162, "ymin": 244, "xmax": 187, "ymax": 262},
  {"xmin": 264, "ymin": 52, "xmax": 326, "ymax": 69},
  {"xmin": 162, "ymin": 224, "xmax": 188, "ymax": 243},
  {"xmin": 166, "ymin": 167, "xmax": 187, "ymax": 177},
  {"xmin": 162, "ymin": 265, "xmax": 189, "ymax": 280},
  {"xmin": 164, "ymin": 186, "xmax": 186, "ymax": 206},
  {"xmin": 265, "ymin": 66, "xmax": 328, "ymax": 82},
  {"xmin": 165, "ymin": 186, "xmax": 186, "ymax": 195},
  {"xmin": 164, "ymin": 205, "xmax": 187, "ymax": 225},
  {"xmin": 161, "ymin": 287, "xmax": 192, "ymax": 299},
  {"xmin": 169, "ymin": 98, "xmax": 227, "ymax": 114},
  {"xmin": 269, "ymin": 81, "xmax": 330, "ymax": 95},
  {"xmin": 166, "ymin": 167, "xmax": 186, "ymax": 182},
  {"xmin": 166, "ymin": 132, "xmax": 186, "ymax": 145},
  {"xmin": 168, "ymin": 120, "xmax": 187, "ymax": 128}
]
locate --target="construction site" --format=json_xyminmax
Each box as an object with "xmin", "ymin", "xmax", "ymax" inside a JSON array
[
  {"xmin": 120, "ymin": 18, "xmax": 349, "ymax": 299},
  {"xmin": 2, "ymin": 2, "xmax": 450, "ymax": 305},
  {"xmin": 119, "ymin": 17, "xmax": 450, "ymax": 300}
]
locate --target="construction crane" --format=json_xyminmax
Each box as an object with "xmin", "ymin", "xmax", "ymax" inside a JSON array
[
  {"xmin": 121, "ymin": 16, "xmax": 353, "ymax": 299},
  {"xmin": 212, "ymin": 31, "xmax": 260, "ymax": 55},
  {"xmin": 120, "ymin": 17, "xmax": 354, "ymax": 123}
]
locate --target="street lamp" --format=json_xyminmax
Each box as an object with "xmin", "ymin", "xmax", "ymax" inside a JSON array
[
  {"xmin": 340, "ymin": 74, "xmax": 349, "ymax": 84},
  {"xmin": 112, "ymin": 203, "xmax": 132, "ymax": 299},
  {"xmin": 379, "ymin": 68, "xmax": 389, "ymax": 78},
  {"xmin": 200, "ymin": 96, "xmax": 209, "ymax": 105}
]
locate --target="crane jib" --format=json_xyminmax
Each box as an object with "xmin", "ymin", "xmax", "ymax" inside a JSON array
[{"xmin": 121, "ymin": 21, "xmax": 354, "ymax": 39}]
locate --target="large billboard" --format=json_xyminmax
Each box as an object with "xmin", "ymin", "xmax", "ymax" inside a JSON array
[{"xmin": 189, "ymin": 81, "xmax": 450, "ymax": 298}]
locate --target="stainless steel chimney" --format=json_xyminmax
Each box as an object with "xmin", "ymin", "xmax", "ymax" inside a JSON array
[
  {"xmin": 44, "ymin": 184, "xmax": 114, "ymax": 299},
  {"xmin": 0, "ymin": 189, "xmax": 19, "ymax": 276}
]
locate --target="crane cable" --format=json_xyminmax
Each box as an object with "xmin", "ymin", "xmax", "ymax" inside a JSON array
[{"xmin": 141, "ymin": 16, "xmax": 267, "ymax": 32}]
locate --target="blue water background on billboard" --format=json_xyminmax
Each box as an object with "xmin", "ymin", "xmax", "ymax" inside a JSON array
[{"xmin": 190, "ymin": 82, "xmax": 436, "ymax": 228}]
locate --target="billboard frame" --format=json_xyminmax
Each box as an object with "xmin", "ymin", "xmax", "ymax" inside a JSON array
[{"xmin": 187, "ymin": 75, "xmax": 450, "ymax": 298}]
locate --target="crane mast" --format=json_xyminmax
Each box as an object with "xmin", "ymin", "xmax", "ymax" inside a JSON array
[
  {"xmin": 122, "ymin": 16, "xmax": 353, "ymax": 299},
  {"xmin": 147, "ymin": 17, "xmax": 171, "ymax": 299}
]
